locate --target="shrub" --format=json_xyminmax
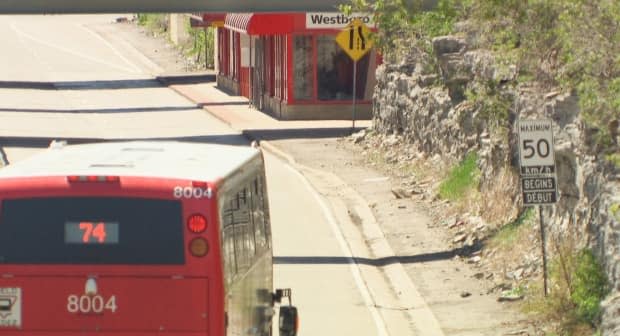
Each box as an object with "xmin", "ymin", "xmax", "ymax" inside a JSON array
[
  {"xmin": 186, "ymin": 23, "xmax": 215, "ymax": 69},
  {"xmin": 524, "ymin": 247, "xmax": 609, "ymax": 334},
  {"xmin": 571, "ymin": 249, "xmax": 609, "ymax": 325},
  {"xmin": 136, "ymin": 13, "xmax": 168, "ymax": 33}
]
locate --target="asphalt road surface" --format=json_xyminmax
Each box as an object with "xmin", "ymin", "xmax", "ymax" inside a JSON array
[{"xmin": 0, "ymin": 14, "xmax": 422, "ymax": 335}]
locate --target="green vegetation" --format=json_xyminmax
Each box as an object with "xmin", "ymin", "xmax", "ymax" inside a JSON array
[
  {"xmin": 438, "ymin": 151, "xmax": 479, "ymax": 200},
  {"xmin": 490, "ymin": 207, "xmax": 534, "ymax": 248},
  {"xmin": 186, "ymin": 23, "xmax": 215, "ymax": 69},
  {"xmin": 610, "ymin": 203, "xmax": 620, "ymax": 221},
  {"xmin": 136, "ymin": 14, "xmax": 215, "ymax": 69},
  {"xmin": 136, "ymin": 13, "xmax": 167, "ymax": 33},
  {"xmin": 341, "ymin": 1, "xmax": 618, "ymax": 333},
  {"xmin": 341, "ymin": 0, "xmax": 461, "ymax": 56},
  {"xmin": 524, "ymin": 248, "xmax": 609, "ymax": 334},
  {"xmin": 344, "ymin": 0, "xmax": 620, "ymax": 148},
  {"xmin": 464, "ymin": 79, "xmax": 513, "ymax": 125},
  {"xmin": 571, "ymin": 250, "xmax": 610, "ymax": 324}
]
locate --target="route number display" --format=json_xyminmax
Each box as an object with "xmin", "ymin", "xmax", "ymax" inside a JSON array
[
  {"xmin": 65, "ymin": 222, "xmax": 119, "ymax": 244},
  {"xmin": 518, "ymin": 119, "xmax": 558, "ymax": 205}
]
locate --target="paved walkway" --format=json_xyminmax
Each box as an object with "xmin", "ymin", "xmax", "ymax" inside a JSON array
[{"xmin": 161, "ymin": 78, "xmax": 372, "ymax": 138}]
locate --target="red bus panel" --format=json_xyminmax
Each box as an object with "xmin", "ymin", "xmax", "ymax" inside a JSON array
[{"xmin": 0, "ymin": 277, "xmax": 208, "ymax": 332}]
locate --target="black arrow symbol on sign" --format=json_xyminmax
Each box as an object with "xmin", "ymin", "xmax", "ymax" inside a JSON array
[
  {"xmin": 358, "ymin": 26, "xmax": 366, "ymax": 50},
  {"xmin": 349, "ymin": 27, "xmax": 354, "ymax": 50}
]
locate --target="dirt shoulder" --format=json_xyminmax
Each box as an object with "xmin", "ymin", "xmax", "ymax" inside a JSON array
[{"xmin": 267, "ymin": 136, "xmax": 536, "ymax": 336}]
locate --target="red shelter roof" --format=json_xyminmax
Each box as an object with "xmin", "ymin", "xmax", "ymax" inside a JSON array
[{"xmin": 224, "ymin": 13, "xmax": 295, "ymax": 35}]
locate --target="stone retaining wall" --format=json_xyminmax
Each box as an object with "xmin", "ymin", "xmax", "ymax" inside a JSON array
[{"xmin": 372, "ymin": 35, "xmax": 620, "ymax": 333}]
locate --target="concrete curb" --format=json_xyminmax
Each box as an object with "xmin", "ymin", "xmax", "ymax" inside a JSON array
[
  {"xmin": 292, "ymin": 161, "xmax": 445, "ymax": 336},
  {"xmin": 162, "ymin": 81, "xmax": 295, "ymax": 162}
]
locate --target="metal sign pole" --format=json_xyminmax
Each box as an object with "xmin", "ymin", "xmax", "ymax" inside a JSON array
[
  {"xmin": 352, "ymin": 60, "xmax": 357, "ymax": 131},
  {"xmin": 539, "ymin": 205, "xmax": 548, "ymax": 297}
]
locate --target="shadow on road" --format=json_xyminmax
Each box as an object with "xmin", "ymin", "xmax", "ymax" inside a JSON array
[
  {"xmin": 0, "ymin": 79, "xmax": 162, "ymax": 90},
  {"xmin": 0, "ymin": 135, "xmax": 251, "ymax": 148},
  {"xmin": 273, "ymin": 246, "xmax": 480, "ymax": 266},
  {"xmin": 156, "ymin": 74, "xmax": 216, "ymax": 85},
  {"xmin": 0, "ymin": 102, "xmax": 250, "ymax": 113},
  {"xmin": 243, "ymin": 127, "xmax": 365, "ymax": 141},
  {"xmin": 0, "ymin": 74, "xmax": 216, "ymax": 91},
  {"xmin": 0, "ymin": 106, "xmax": 202, "ymax": 114}
]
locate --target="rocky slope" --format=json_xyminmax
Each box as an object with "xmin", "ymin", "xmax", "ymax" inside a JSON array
[{"xmin": 367, "ymin": 34, "xmax": 620, "ymax": 334}]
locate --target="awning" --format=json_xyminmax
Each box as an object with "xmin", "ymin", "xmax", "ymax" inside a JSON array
[
  {"xmin": 189, "ymin": 13, "xmax": 225, "ymax": 27},
  {"xmin": 224, "ymin": 13, "xmax": 294, "ymax": 35}
]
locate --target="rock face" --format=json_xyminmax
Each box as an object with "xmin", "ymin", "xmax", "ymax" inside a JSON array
[{"xmin": 372, "ymin": 35, "xmax": 620, "ymax": 333}]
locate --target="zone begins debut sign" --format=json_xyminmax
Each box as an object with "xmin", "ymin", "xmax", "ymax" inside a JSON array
[{"xmin": 518, "ymin": 119, "xmax": 558, "ymax": 206}]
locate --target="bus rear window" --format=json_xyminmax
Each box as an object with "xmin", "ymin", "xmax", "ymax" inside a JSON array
[{"xmin": 0, "ymin": 197, "xmax": 184, "ymax": 265}]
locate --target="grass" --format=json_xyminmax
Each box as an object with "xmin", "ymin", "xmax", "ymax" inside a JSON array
[
  {"xmin": 438, "ymin": 152, "xmax": 480, "ymax": 201},
  {"xmin": 136, "ymin": 14, "xmax": 168, "ymax": 33},
  {"xmin": 490, "ymin": 207, "xmax": 535, "ymax": 248},
  {"xmin": 605, "ymin": 153, "xmax": 620, "ymax": 168}
]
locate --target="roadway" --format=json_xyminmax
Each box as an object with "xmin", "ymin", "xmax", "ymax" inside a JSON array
[{"xmin": 0, "ymin": 15, "xmax": 417, "ymax": 335}]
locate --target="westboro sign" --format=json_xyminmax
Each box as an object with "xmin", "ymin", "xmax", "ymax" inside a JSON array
[{"xmin": 306, "ymin": 13, "xmax": 374, "ymax": 29}]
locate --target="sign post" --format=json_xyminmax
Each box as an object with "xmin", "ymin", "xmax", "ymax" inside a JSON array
[
  {"xmin": 518, "ymin": 119, "xmax": 558, "ymax": 296},
  {"xmin": 335, "ymin": 18, "xmax": 373, "ymax": 131}
]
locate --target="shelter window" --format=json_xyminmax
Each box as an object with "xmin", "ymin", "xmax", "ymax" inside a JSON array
[
  {"xmin": 293, "ymin": 35, "xmax": 313, "ymax": 100},
  {"xmin": 317, "ymin": 35, "xmax": 370, "ymax": 101}
]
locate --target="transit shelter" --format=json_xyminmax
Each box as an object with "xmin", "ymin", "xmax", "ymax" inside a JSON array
[{"xmin": 216, "ymin": 12, "xmax": 378, "ymax": 120}]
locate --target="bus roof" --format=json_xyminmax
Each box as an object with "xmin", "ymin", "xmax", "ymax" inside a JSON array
[{"xmin": 0, "ymin": 141, "xmax": 261, "ymax": 182}]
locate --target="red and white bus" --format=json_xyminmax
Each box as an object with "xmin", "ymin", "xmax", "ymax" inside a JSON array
[{"xmin": 0, "ymin": 141, "xmax": 297, "ymax": 336}]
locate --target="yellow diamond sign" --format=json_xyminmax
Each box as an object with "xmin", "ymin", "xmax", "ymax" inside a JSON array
[{"xmin": 335, "ymin": 18, "xmax": 374, "ymax": 61}]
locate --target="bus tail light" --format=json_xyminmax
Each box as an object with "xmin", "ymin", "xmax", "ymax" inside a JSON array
[
  {"xmin": 189, "ymin": 237, "xmax": 209, "ymax": 257},
  {"xmin": 67, "ymin": 175, "xmax": 120, "ymax": 183},
  {"xmin": 187, "ymin": 214, "xmax": 207, "ymax": 233}
]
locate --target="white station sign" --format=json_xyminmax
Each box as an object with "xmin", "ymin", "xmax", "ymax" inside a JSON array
[{"xmin": 306, "ymin": 12, "xmax": 374, "ymax": 29}]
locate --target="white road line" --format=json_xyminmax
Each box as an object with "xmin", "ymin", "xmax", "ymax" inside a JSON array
[
  {"xmin": 9, "ymin": 22, "xmax": 138, "ymax": 74},
  {"xmin": 284, "ymin": 163, "xmax": 389, "ymax": 336},
  {"xmin": 77, "ymin": 23, "xmax": 142, "ymax": 74}
]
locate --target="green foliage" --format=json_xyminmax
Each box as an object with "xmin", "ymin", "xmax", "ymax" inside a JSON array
[
  {"xmin": 186, "ymin": 23, "xmax": 215, "ymax": 69},
  {"xmin": 524, "ymin": 247, "xmax": 609, "ymax": 333},
  {"xmin": 409, "ymin": 0, "xmax": 459, "ymax": 38},
  {"xmin": 341, "ymin": 0, "xmax": 460, "ymax": 53},
  {"xmin": 438, "ymin": 151, "xmax": 480, "ymax": 200},
  {"xmin": 606, "ymin": 154, "xmax": 620, "ymax": 169},
  {"xmin": 571, "ymin": 250, "xmax": 610, "ymax": 325},
  {"xmin": 610, "ymin": 203, "xmax": 620, "ymax": 221},
  {"xmin": 136, "ymin": 14, "xmax": 167, "ymax": 33},
  {"xmin": 491, "ymin": 207, "xmax": 534, "ymax": 247},
  {"xmin": 343, "ymin": 0, "xmax": 620, "ymax": 148},
  {"xmin": 468, "ymin": 0, "xmax": 620, "ymax": 146},
  {"xmin": 465, "ymin": 79, "xmax": 513, "ymax": 125}
]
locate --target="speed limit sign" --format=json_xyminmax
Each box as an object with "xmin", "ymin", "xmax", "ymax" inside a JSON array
[
  {"xmin": 518, "ymin": 119, "xmax": 555, "ymax": 174},
  {"xmin": 518, "ymin": 119, "xmax": 557, "ymax": 205}
]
